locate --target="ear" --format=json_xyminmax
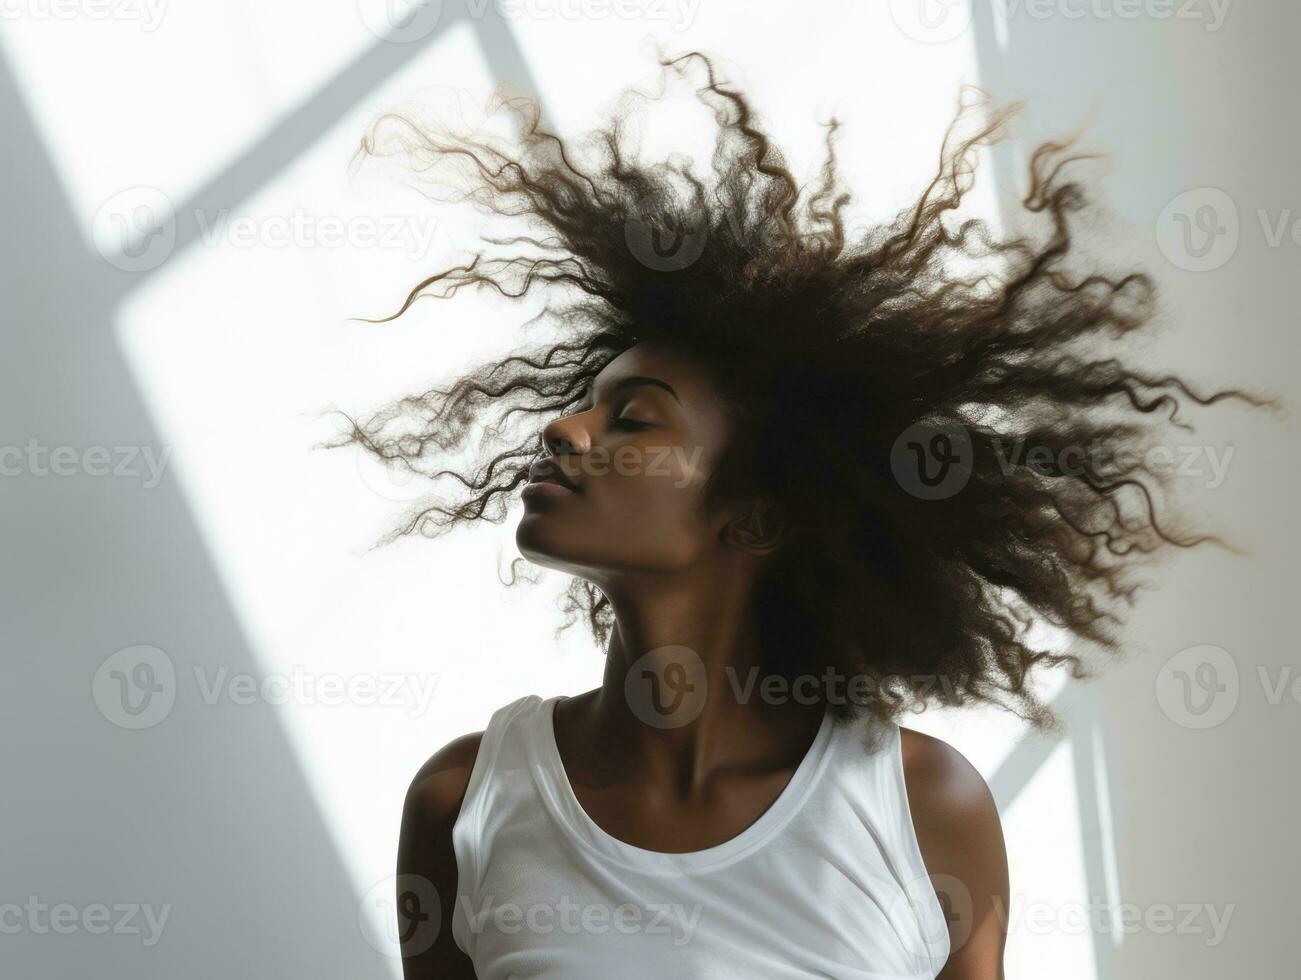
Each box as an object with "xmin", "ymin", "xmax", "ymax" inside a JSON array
[{"xmin": 721, "ymin": 502, "xmax": 786, "ymax": 557}]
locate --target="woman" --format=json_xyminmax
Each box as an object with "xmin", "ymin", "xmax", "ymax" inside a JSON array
[{"xmin": 340, "ymin": 51, "xmax": 1262, "ymax": 978}]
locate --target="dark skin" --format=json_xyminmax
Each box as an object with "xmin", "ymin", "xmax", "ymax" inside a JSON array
[{"xmin": 397, "ymin": 342, "xmax": 1010, "ymax": 978}]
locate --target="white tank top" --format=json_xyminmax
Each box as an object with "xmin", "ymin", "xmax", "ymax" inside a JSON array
[{"xmin": 450, "ymin": 694, "xmax": 951, "ymax": 978}]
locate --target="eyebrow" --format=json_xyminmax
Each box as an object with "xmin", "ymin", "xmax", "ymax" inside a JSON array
[{"xmin": 581, "ymin": 375, "xmax": 683, "ymax": 408}]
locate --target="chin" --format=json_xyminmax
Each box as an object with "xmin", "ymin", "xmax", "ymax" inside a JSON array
[{"xmin": 514, "ymin": 514, "xmax": 574, "ymax": 570}]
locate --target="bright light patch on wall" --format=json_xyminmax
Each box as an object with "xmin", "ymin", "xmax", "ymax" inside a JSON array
[
  {"xmin": 1092, "ymin": 723, "xmax": 1124, "ymax": 947},
  {"xmin": 994, "ymin": 0, "xmax": 1012, "ymax": 51},
  {"xmin": 1002, "ymin": 738, "xmax": 1098, "ymax": 978}
]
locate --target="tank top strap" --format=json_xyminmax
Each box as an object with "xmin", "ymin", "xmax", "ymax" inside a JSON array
[
  {"xmin": 817, "ymin": 712, "xmax": 952, "ymax": 969},
  {"xmin": 449, "ymin": 694, "xmax": 544, "ymax": 956}
]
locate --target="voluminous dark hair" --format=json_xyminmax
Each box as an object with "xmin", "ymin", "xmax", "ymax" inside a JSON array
[{"xmin": 334, "ymin": 51, "xmax": 1268, "ymax": 730}]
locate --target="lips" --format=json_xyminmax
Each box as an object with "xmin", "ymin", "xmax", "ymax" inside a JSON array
[{"xmin": 527, "ymin": 457, "xmax": 580, "ymax": 492}]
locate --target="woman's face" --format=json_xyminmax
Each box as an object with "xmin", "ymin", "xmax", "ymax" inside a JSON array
[{"xmin": 515, "ymin": 343, "xmax": 743, "ymax": 584}]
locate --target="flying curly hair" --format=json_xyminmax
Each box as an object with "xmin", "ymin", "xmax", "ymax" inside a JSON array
[{"xmin": 330, "ymin": 50, "xmax": 1270, "ymax": 731}]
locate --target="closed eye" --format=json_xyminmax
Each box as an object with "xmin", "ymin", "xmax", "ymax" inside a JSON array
[{"xmin": 609, "ymin": 414, "xmax": 652, "ymax": 431}]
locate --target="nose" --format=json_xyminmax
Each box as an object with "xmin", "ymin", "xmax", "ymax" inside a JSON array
[{"xmin": 540, "ymin": 408, "xmax": 592, "ymax": 459}]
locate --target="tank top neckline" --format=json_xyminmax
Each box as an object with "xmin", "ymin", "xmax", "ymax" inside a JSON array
[{"xmin": 530, "ymin": 694, "xmax": 841, "ymax": 876}]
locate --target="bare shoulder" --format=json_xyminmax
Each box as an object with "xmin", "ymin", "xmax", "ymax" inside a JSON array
[
  {"xmin": 898, "ymin": 726, "xmax": 997, "ymax": 823},
  {"xmin": 897, "ymin": 725, "xmax": 1005, "ymax": 871},
  {"xmin": 396, "ymin": 732, "xmax": 485, "ymax": 978},
  {"xmin": 898, "ymin": 726, "xmax": 1009, "ymax": 976},
  {"xmin": 403, "ymin": 731, "xmax": 485, "ymax": 827}
]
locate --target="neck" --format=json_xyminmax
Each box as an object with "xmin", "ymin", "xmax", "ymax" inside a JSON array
[{"xmin": 577, "ymin": 559, "xmax": 824, "ymax": 795}]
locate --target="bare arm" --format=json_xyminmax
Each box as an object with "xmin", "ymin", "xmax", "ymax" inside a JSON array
[
  {"xmin": 900, "ymin": 727, "xmax": 1010, "ymax": 979},
  {"xmin": 395, "ymin": 732, "xmax": 484, "ymax": 980}
]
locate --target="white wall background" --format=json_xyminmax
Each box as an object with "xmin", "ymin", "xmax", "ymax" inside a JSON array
[{"xmin": 1, "ymin": 2, "xmax": 1296, "ymax": 977}]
